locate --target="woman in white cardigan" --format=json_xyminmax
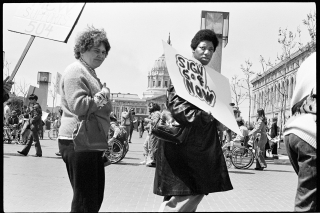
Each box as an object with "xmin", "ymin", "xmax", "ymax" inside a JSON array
[
  {"xmin": 58, "ymin": 26, "xmax": 112, "ymax": 212},
  {"xmin": 283, "ymin": 52, "xmax": 316, "ymax": 212}
]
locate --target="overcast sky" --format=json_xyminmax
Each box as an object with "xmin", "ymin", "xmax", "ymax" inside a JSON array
[{"xmin": 3, "ymin": 3, "xmax": 316, "ymax": 120}]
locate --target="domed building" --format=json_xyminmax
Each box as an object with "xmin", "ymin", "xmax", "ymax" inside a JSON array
[{"xmin": 142, "ymin": 34, "xmax": 172, "ymax": 99}]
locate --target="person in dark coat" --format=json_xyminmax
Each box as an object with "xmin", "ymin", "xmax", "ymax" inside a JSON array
[
  {"xmin": 270, "ymin": 117, "xmax": 278, "ymax": 155},
  {"xmin": 17, "ymin": 94, "xmax": 43, "ymax": 157},
  {"xmin": 154, "ymin": 29, "xmax": 233, "ymax": 212}
]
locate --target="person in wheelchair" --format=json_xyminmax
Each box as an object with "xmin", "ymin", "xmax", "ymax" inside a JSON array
[
  {"xmin": 232, "ymin": 117, "xmax": 249, "ymax": 147},
  {"xmin": 6, "ymin": 110, "xmax": 21, "ymax": 141},
  {"xmin": 108, "ymin": 112, "xmax": 127, "ymax": 145}
]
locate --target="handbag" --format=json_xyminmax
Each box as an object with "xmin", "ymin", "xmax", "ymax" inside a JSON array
[
  {"xmin": 151, "ymin": 117, "xmax": 189, "ymax": 144},
  {"xmin": 151, "ymin": 90, "xmax": 189, "ymax": 144},
  {"xmin": 73, "ymin": 102, "xmax": 109, "ymax": 152}
]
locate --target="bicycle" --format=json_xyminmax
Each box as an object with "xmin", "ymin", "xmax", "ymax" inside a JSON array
[
  {"xmin": 222, "ymin": 140, "xmax": 255, "ymax": 169},
  {"xmin": 48, "ymin": 128, "xmax": 59, "ymax": 140},
  {"xmin": 3, "ymin": 124, "xmax": 22, "ymax": 144}
]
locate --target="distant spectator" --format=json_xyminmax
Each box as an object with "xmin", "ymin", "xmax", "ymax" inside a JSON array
[
  {"xmin": 3, "ymin": 76, "xmax": 14, "ymax": 103},
  {"xmin": 55, "ymin": 108, "xmax": 63, "ymax": 156},
  {"xmin": 248, "ymin": 108, "xmax": 268, "ymax": 171},
  {"xmin": 4, "ymin": 99, "xmax": 12, "ymax": 122}
]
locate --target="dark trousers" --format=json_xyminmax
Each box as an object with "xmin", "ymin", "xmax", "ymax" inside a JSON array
[
  {"xmin": 129, "ymin": 124, "xmax": 134, "ymax": 142},
  {"xmin": 139, "ymin": 129, "xmax": 144, "ymax": 138},
  {"xmin": 20, "ymin": 129, "xmax": 42, "ymax": 156},
  {"xmin": 124, "ymin": 125, "xmax": 131, "ymax": 142},
  {"xmin": 285, "ymin": 134, "xmax": 317, "ymax": 212},
  {"xmin": 58, "ymin": 139, "xmax": 105, "ymax": 212}
]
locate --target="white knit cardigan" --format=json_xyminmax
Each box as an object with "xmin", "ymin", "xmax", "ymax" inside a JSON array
[{"xmin": 284, "ymin": 52, "xmax": 316, "ymax": 149}]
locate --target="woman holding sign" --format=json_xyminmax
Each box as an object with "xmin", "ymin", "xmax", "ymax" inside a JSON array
[
  {"xmin": 154, "ymin": 29, "xmax": 233, "ymax": 212},
  {"xmin": 57, "ymin": 26, "xmax": 112, "ymax": 212}
]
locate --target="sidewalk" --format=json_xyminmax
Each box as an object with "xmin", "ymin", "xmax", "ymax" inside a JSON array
[{"xmin": 3, "ymin": 130, "xmax": 297, "ymax": 212}]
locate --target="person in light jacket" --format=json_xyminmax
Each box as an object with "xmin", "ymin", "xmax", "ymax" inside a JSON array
[
  {"xmin": 57, "ymin": 26, "xmax": 112, "ymax": 212},
  {"xmin": 248, "ymin": 108, "xmax": 268, "ymax": 170}
]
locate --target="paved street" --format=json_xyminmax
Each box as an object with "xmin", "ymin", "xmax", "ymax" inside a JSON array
[{"xmin": 4, "ymin": 130, "xmax": 297, "ymax": 212}]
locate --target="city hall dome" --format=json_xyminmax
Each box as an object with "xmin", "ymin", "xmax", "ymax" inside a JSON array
[{"xmin": 143, "ymin": 34, "xmax": 172, "ymax": 99}]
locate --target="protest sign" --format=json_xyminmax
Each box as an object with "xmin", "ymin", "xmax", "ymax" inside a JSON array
[
  {"xmin": 8, "ymin": 3, "xmax": 86, "ymax": 42},
  {"xmin": 42, "ymin": 111, "xmax": 49, "ymax": 122},
  {"xmin": 7, "ymin": 3, "xmax": 86, "ymax": 81},
  {"xmin": 162, "ymin": 41, "xmax": 241, "ymax": 136}
]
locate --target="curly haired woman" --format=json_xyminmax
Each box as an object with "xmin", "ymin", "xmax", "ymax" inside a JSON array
[{"xmin": 58, "ymin": 26, "xmax": 112, "ymax": 212}]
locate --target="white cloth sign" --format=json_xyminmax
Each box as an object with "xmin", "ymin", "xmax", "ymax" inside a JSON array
[
  {"xmin": 41, "ymin": 111, "xmax": 49, "ymax": 121},
  {"xmin": 162, "ymin": 41, "xmax": 241, "ymax": 136}
]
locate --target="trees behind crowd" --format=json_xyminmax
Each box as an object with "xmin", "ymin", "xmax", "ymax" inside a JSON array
[{"xmin": 230, "ymin": 11, "xmax": 316, "ymax": 134}]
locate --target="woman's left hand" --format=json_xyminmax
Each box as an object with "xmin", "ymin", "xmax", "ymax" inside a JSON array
[
  {"xmin": 94, "ymin": 83, "xmax": 110, "ymax": 108},
  {"xmin": 94, "ymin": 92, "xmax": 109, "ymax": 107}
]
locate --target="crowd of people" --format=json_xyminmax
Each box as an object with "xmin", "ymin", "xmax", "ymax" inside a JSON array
[{"xmin": 3, "ymin": 25, "xmax": 316, "ymax": 212}]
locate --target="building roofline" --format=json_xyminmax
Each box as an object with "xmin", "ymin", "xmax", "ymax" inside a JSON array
[{"xmin": 250, "ymin": 41, "xmax": 314, "ymax": 83}]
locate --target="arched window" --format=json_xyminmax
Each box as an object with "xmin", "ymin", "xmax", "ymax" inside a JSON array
[
  {"xmin": 253, "ymin": 94, "xmax": 256, "ymax": 113},
  {"xmin": 270, "ymin": 87, "xmax": 273, "ymax": 107},
  {"xmin": 277, "ymin": 83, "xmax": 281, "ymax": 106},
  {"xmin": 290, "ymin": 77, "xmax": 294, "ymax": 98},
  {"xmin": 261, "ymin": 91, "xmax": 264, "ymax": 109}
]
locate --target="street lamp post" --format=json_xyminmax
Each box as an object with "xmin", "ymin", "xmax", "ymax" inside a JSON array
[{"xmin": 200, "ymin": 11, "xmax": 229, "ymax": 74}]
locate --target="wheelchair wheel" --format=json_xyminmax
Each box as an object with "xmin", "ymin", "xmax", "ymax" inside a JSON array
[
  {"xmin": 48, "ymin": 129, "xmax": 58, "ymax": 140},
  {"xmin": 231, "ymin": 147, "xmax": 254, "ymax": 169},
  {"xmin": 107, "ymin": 139, "xmax": 124, "ymax": 164},
  {"xmin": 119, "ymin": 140, "xmax": 129, "ymax": 161},
  {"xmin": 223, "ymin": 149, "xmax": 232, "ymax": 169}
]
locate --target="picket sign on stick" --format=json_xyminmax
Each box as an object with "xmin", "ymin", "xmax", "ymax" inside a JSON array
[
  {"xmin": 162, "ymin": 40, "xmax": 241, "ymax": 136},
  {"xmin": 7, "ymin": 3, "xmax": 86, "ymax": 81},
  {"xmin": 8, "ymin": 35, "xmax": 35, "ymax": 81}
]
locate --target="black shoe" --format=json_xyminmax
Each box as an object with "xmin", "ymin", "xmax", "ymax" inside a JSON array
[
  {"xmin": 128, "ymin": 141, "xmax": 132, "ymax": 143},
  {"xmin": 55, "ymin": 152, "xmax": 61, "ymax": 156},
  {"xmin": 17, "ymin": 151, "xmax": 27, "ymax": 156},
  {"xmin": 254, "ymin": 167, "xmax": 264, "ymax": 171},
  {"xmin": 34, "ymin": 154, "xmax": 42, "ymax": 157}
]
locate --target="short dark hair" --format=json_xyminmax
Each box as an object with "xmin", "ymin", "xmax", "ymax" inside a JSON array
[
  {"xmin": 58, "ymin": 108, "xmax": 63, "ymax": 116},
  {"xmin": 74, "ymin": 25, "xmax": 111, "ymax": 59},
  {"xmin": 191, "ymin": 29, "xmax": 219, "ymax": 52},
  {"xmin": 149, "ymin": 102, "xmax": 161, "ymax": 113},
  {"xmin": 29, "ymin": 94, "xmax": 38, "ymax": 101},
  {"xmin": 236, "ymin": 117, "xmax": 244, "ymax": 126}
]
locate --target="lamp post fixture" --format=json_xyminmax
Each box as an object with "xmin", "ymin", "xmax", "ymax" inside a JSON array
[{"xmin": 201, "ymin": 10, "xmax": 229, "ymax": 74}]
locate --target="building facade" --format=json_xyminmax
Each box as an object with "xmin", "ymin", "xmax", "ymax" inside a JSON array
[{"xmin": 250, "ymin": 43, "xmax": 315, "ymax": 124}]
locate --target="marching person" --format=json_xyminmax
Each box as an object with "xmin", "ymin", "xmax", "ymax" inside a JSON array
[
  {"xmin": 17, "ymin": 94, "xmax": 43, "ymax": 157},
  {"xmin": 154, "ymin": 29, "xmax": 233, "ymax": 212},
  {"xmin": 57, "ymin": 26, "xmax": 112, "ymax": 212}
]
